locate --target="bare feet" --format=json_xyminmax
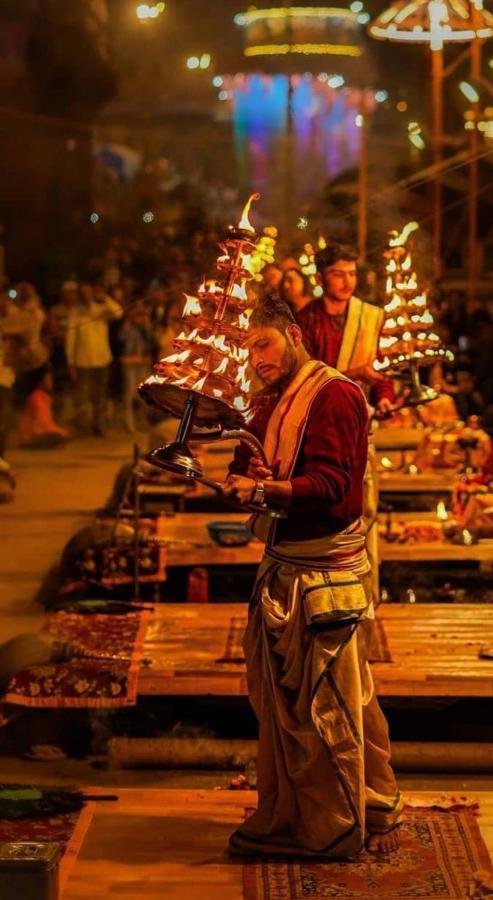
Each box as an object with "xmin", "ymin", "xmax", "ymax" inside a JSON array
[{"xmin": 366, "ymin": 826, "xmax": 400, "ymax": 855}]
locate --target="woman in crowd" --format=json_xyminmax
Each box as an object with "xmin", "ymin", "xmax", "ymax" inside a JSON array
[{"xmin": 278, "ymin": 267, "xmax": 312, "ymax": 314}]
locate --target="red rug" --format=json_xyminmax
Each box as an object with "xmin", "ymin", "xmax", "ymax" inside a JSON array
[
  {"xmin": 0, "ymin": 802, "xmax": 94, "ymax": 893},
  {"xmin": 217, "ymin": 616, "xmax": 392, "ymax": 664},
  {"xmin": 243, "ymin": 806, "xmax": 493, "ymax": 899},
  {"xmin": 5, "ymin": 611, "xmax": 150, "ymax": 708}
]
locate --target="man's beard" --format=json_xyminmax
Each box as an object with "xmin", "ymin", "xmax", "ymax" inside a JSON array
[{"xmin": 258, "ymin": 343, "xmax": 298, "ymax": 391}]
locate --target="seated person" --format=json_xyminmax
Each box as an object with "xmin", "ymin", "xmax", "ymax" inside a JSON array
[{"xmin": 18, "ymin": 368, "xmax": 69, "ymax": 449}]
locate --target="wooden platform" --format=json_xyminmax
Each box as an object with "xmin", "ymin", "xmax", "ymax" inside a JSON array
[
  {"xmin": 139, "ymin": 603, "xmax": 493, "ymax": 699},
  {"xmin": 378, "ymin": 470, "xmax": 455, "ymax": 494},
  {"xmin": 155, "ymin": 512, "xmax": 493, "ymax": 566},
  {"xmin": 63, "ymin": 789, "xmax": 493, "ymax": 899}
]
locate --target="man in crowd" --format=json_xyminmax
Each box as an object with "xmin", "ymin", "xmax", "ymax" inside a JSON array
[
  {"xmin": 65, "ymin": 283, "xmax": 122, "ymax": 436},
  {"xmin": 0, "ymin": 286, "xmax": 27, "ymax": 458},
  {"xmin": 297, "ymin": 243, "xmax": 394, "ymax": 416},
  {"xmin": 223, "ymin": 299, "xmax": 403, "ymax": 859}
]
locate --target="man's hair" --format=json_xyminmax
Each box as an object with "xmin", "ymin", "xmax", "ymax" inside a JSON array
[
  {"xmin": 250, "ymin": 298, "xmax": 298, "ymax": 333},
  {"xmin": 315, "ymin": 242, "xmax": 358, "ymax": 274}
]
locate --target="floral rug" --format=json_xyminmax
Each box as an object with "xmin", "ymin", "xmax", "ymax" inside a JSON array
[
  {"xmin": 243, "ymin": 806, "xmax": 493, "ymax": 899},
  {"xmin": 217, "ymin": 616, "xmax": 392, "ymax": 664},
  {"xmin": 5, "ymin": 611, "xmax": 150, "ymax": 708},
  {"xmin": 0, "ymin": 802, "xmax": 94, "ymax": 893}
]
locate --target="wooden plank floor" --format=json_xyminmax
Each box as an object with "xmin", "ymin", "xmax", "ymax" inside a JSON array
[
  {"xmin": 155, "ymin": 512, "xmax": 493, "ymax": 566},
  {"xmin": 139, "ymin": 604, "xmax": 493, "ymax": 699},
  {"xmin": 64, "ymin": 789, "xmax": 493, "ymax": 899}
]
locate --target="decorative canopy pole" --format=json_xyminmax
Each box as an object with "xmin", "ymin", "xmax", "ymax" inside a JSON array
[
  {"xmin": 374, "ymin": 221, "xmax": 454, "ymax": 404},
  {"xmin": 369, "ymin": 0, "xmax": 493, "ymax": 282}
]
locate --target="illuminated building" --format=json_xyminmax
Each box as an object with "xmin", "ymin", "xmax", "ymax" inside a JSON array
[{"xmin": 219, "ymin": 3, "xmax": 377, "ymax": 222}]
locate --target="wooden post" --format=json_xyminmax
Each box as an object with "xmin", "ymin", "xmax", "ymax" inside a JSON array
[
  {"xmin": 358, "ymin": 91, "xmax": 369, "ymax": 261},
  {"xmin": 431, "ymin": 48, "xmax": 443, "ymax": 282},
  {"xmin": 468, "ymin": 13, "xmax": 481, "ymax": 313}
]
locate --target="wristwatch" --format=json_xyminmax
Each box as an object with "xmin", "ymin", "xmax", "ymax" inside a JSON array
[{"xmin": 251, "ymin": 481, "xmax": 266, "ymax": 506}]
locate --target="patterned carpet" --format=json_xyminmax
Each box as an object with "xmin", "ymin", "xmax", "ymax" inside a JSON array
[
  {"xmin": 243, "ymin": 806, "xmax": 493, "ymax": 899},
  {"xmin": 5, "ymin": 611, "xmax": 150, "ymax": 707}
]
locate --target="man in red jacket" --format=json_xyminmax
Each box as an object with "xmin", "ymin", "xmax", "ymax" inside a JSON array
[
  {"xmin": 223, "ymin": 299, "xmax": 402, "ymax": 860},
  {"xmin": 297, "ymin": 242, "xmax": 394, "ymax": 417}
]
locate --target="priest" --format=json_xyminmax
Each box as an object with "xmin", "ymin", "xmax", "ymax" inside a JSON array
[
  {"xmin": 297, "ymin": 243, "xmax": 394, "ymax": 416},
  {"xmin": 223, "ymin": 299, "xmax": 403, "ymax": 860}
]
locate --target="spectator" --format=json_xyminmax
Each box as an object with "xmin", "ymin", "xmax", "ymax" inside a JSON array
[
  {"xmin": 65, "ymin": 283, "xmax": 122, "ymax": 436},
  {"xmin": 279, "ymin": 268, "xmax": 312, "ymax": 314},
  {"xmin": 18, "ymin": 368, "xmax": 69, "ymax": 449},
  {"xmin": 0, "ymin": 286, "xmax": 26, "ymax": 457},
  {"xmin": 455, "ymin": 368, "xmax": 484, "ymax": 421},
  {"xmin": 15, "ymin": 282, "xmax": 49, "ymax": 392},
  {"xmin": 46, "ymin": 281, "xmax": 79, "ymax": 420},
  {"xmin": 118, "ymin": 301, "xmax": 153, "ymax": 433},
  {"xmin": 261, "ymin": 264, "xmax": 282, "ymax": 300}
]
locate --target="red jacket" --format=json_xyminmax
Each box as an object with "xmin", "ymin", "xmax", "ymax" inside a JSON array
[{"xmin": 231, "ymin": 378, "xmax": 368, "ymax": 542}]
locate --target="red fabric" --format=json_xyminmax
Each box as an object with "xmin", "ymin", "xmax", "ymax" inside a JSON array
[
  {"xmin": 231, "ymin": 379, "xmax": 368, "ymax": 542},
  {"xmin": 18, "ymin": 389, "xmax": 67, "ymax": 443},
  {"xmin": 297, "ymin": 299, "xmax": 395, "ymax": 406}
]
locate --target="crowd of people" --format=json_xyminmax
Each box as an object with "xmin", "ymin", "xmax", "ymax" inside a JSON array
[{"xmin": 1, "ymin": 228, "xmax": 493, "ymax": 491}]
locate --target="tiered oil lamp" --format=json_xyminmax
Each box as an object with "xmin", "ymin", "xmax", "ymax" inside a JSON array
[
  {"xmin": 373, "ymin": 221, "xmax": 454, "ymax": 405},
  {"xmin": 139, "ymin": 195, "xmax": 276, "ymax": 511}
]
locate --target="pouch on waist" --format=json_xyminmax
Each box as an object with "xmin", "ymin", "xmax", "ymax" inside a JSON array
[{"xmin": 302, "ymin": 570, "xmax": 367, "ymax": 628}]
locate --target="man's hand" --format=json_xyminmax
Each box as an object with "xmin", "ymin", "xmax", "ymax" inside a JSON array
[
  {"xmin": 246, "ymin": 455, "xmax": 280, "ymax": 481},
  {"xmin": 222, "ymin": 474, "xmax": 257, "ymax": 506},
  {"xmin": 375, "ymin": 397, "xmax": 394, "ymax": 419}
]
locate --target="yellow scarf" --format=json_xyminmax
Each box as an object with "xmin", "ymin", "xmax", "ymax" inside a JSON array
[
  {"xmin": 337, "ymin": 296, "xmax": 384, "ymax": 373},
  {"xmin": 251, "ymin": 360, "xmax": 357, "ymax": 544}
]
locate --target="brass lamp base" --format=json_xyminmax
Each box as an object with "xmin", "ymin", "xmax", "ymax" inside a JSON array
[{"xmin": 403, "ymin": 362, "xmax": 439, "ymax": 407}]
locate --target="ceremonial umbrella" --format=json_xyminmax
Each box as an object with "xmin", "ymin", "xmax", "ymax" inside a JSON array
[{"xmin": 368, "ymin": 0, "xmax": 493, "ymax": 283}]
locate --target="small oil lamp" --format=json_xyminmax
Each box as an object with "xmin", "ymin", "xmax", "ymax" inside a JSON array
[{"xmin": 139, "ymin": 195, "xmax": 277, "ymax": 514}]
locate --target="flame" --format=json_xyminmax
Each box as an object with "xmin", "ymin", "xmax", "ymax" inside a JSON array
[
  {"xmin": 231, "ymin": 283, "xmax": 247, "ymax": 301},
  {"xmin": 214, "ymin": 334, "xmax": 229, "ymax": 353},
  {"xmin": 164, "ymin": 349, "xmax": 190, "ymax": 364},
  {"xmin": 380, "ymin": 335, "xmax": 398, "ymax": 349},
  {"xmin": 174, "ymin": 376, "xmax": 190, "ymax": 386},
  {"xmin": 389, "ymin": 221, "xmax": 418, "ymax": 248},
  {"xmin": 192, "ymin": 375, "xmax": 207, "ymax": 391},
  {"xmin": 386, "ymin": 276, "xmax": 394, "ymax": 294},
  {"xmin": 402, "ymin": 255, "xmax": 412, "ymax": 271},
  {"xmin": 238, "ymin": 193, "xmax": 260, "ymax": 232},
  {"xmin": 194, "ymin": 357, "xmax": 204, "ymax": 366},
  {"xmin": 233, "ymin": 395, "xmax": 249, "ymax": 411},
  {"xmin": 182, "ymin": 294, "xmax": 202, "ymax": 316},
  {"xmin": 238, "ymin": 309, "xmax": 252, "ymax": 329},
  {"xmin": 381, "ymin": 456, "xmax": 393, "ymax": 469},
  {"xmin": 213, "ymin": 389, "xmax": 223, "ymax": 398},
  {"xmin": 213, "ymin": 357, "xmax": 228, "ymax": 375},
  {"xmin": 384, "ymin": 296, "xmax": 401, "ymax": 313},
  {"xmin": 436, "ymin": 501, "xmax": 448, "ymax": 521},
  {"xmin": 462, "ymin": 528, "xmax": 473, "ymax": 546},
  {"xmin": 230, "ymin": 345, "xmax": 249, "ymax": 363},
  {"xmin": 374, "ymin": 358, "xmax": 390, "ymax": 371}
]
